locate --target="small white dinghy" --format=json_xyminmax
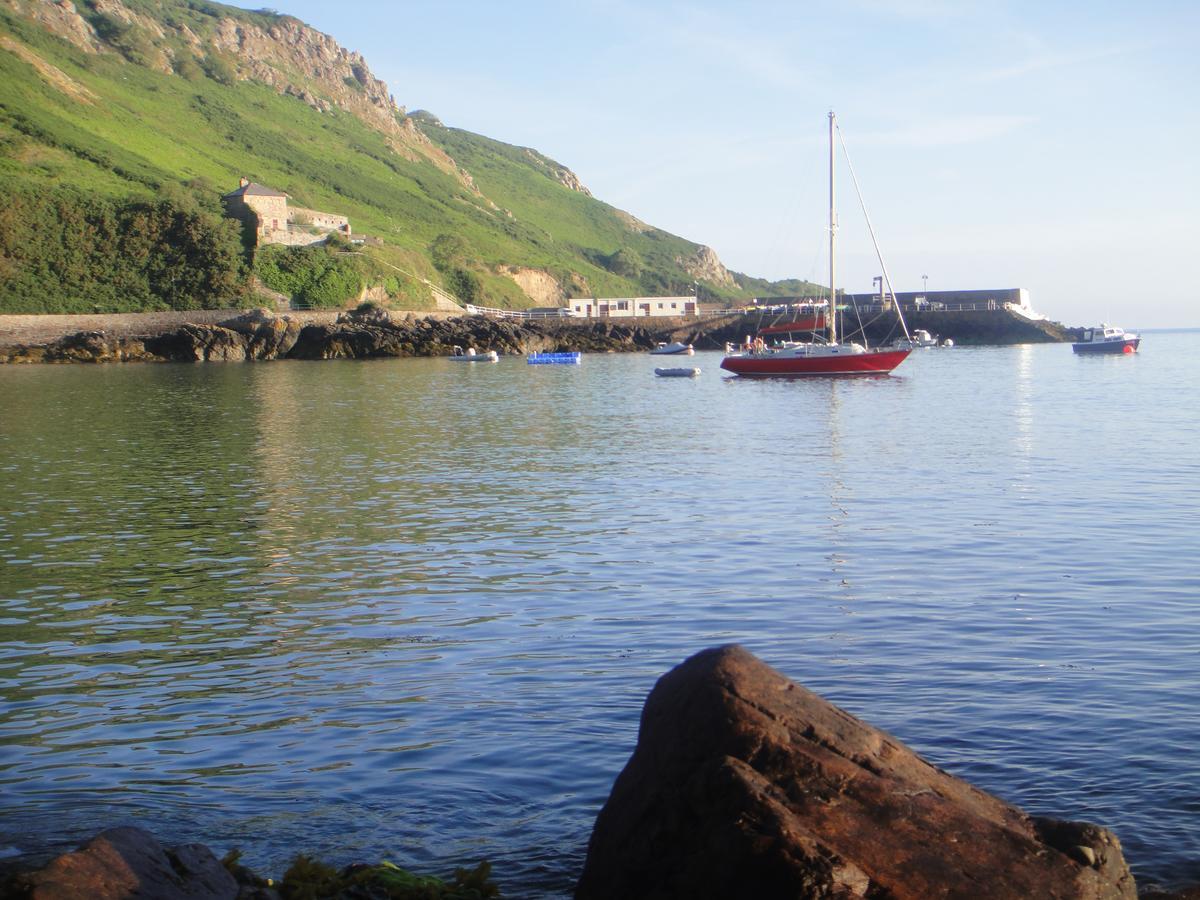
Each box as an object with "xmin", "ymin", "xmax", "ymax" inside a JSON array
[
  {"xmin": 650, "ymin": 341, "xmax": 695, "ymax": 355},
  {"xmin": 654, "ymin": 366, "xmax": 701, "ymax": 377},
  {"xmin": 449, "ymin": 346, "xmax": 499, "ymax": 362}
]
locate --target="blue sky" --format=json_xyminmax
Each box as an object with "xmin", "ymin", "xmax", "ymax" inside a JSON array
[{"xmin": 239, "ymin": 1, "xmax": 1198, "ymax": 327}]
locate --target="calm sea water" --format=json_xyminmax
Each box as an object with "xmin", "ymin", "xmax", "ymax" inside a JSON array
[{"xmin": 1, "ymin": 333, "xmax": 1198, "ymax": 895}]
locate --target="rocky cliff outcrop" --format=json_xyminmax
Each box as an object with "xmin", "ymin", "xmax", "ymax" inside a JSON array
[
  {"xmin": 678, "ymin": 244, "xmax": 735, "ymax": 288},
  {"xmin": 498, "ymin": 266, "xmax": 569, "ymax": 306},
  {"xmin": 522, "ymin": 148, "xmax": 592, "ymax": 196},
  {"xmin": 577, "ymin": 645, "xmax": 1137, "ymax": 900},
  {"xmin": 4, "ymin": 0, "xmax": 474, "ymax": 188},
  {"xmin": 208, "ymin": 15, "xmax": 398, "ymax": 127},
  {"xmin": 5, "ymin": 0, "xmax": 103, "ymax": 54}
]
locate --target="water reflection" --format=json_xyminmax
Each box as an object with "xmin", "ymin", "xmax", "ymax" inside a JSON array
[{"xmin": 1013, "ymin": 343, "xmax": 1035, "ymax": 463}]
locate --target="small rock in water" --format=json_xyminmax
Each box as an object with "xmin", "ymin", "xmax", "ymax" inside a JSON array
[{"xmin": 13, "ymin": 826, "xmax": 238, "ymax": 899}]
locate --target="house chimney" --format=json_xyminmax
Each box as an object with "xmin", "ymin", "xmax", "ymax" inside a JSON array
[{"xmin": 239, "ymin": 177, "xmax": 249, "ymax": 188}]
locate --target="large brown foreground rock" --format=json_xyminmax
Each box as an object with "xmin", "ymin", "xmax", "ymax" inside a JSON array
[
  {"xmin": 576, "ymin": 645, "xmax": 1137, "ymax": 900},
  {"xmin": 12, "ymin": 826, "xmax": 238, "ymax": 899}
]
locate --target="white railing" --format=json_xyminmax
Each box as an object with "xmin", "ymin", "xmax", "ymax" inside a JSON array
[
  {"xmin": 465, "ymin": 302, "xmax": 1019, "ymax": 321},
  {"xmin": 465, "ymin": 304, "xmax": 573, "ymax": 320},
  {"xmin": 851, "ymin": 301, "xmax": 1007, "ymax": 314}
]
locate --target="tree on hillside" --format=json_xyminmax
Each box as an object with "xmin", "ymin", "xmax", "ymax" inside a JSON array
[
  {"xmin": 604, "ymin": 247, "xmax": 642, "ymax": 278},
  {"xmin": 430, "ymin": 233, "xmax": 475, "ymax": 272},
  {"xmin": 446, "ymin": 268, "xmax": 481, "ymax": 304}
]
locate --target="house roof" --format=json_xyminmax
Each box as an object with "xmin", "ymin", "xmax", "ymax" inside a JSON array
[{"xmin": 222, "ymin": 182, "xmax": 288, "ymax": 199}]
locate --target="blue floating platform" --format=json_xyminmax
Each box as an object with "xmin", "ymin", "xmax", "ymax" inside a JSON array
[{"xmin": 527, "ymin": 352, "xmax": 582, "ymax": 365}]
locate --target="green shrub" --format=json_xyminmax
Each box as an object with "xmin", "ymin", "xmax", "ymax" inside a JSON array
[
  {"xmin": 429, "ymin": 233, "xmax": 473, "ymax": 273},
  {"xmin": 254, "ymin": 242, "xmax": 363, "ymax": 309},
  {"xmin": 445, "ymin": 267, "xmax": 481, "ymax": 304},
  {"xmin": 0, "ymin": 185, "xmax": 249, "ymax": 312},
  {"xmin": 200, "ymin": 53, "xmax": 237, "ymax": 85},
  {"xmin": 604, "ymin": 247, "xmax": 641, "ymax": 278},
  {"xmin": 173, "ymin": 55, "xmax": 205, "ymax": 81},
  {"xmin": 299, "ymin": 260, "xmax": 361, "ymax": 307}
]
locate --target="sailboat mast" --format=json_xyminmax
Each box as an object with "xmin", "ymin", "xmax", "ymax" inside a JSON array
[{"xmin": 828, "ymin": 110, "xmax": 838, "ymax": 346}]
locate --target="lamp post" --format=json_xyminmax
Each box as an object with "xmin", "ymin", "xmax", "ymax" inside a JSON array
[{"xmin": 922, "ymin": 273, "xmax": 928, "ymax": 296}]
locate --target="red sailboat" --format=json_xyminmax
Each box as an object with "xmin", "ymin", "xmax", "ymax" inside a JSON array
[{"xmin": 722, "ymin": 111, "xmax": 912, "ymax": 377}]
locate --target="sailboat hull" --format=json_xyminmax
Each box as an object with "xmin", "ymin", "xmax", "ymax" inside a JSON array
[{"xmin": 720, "ymin": 347, "xmax": 911, "ymax": 376}]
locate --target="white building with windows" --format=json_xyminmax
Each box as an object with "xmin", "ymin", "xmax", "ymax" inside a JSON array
[{"xmin": 568, "ymin": 296, "xmax": 698, "ymax": 318}]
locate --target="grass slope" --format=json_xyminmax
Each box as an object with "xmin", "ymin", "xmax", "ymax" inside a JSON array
[{"xmin": 0, "ymin": 1, "xmax": 790, "ymax": 312}]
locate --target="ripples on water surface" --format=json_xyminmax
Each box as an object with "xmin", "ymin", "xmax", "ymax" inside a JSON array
[{"xmin": 2, "ymin": 335, "xmax": 1199, "ymax": 894}]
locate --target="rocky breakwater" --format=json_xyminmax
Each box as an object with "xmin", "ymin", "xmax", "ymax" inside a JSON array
[
  {"xmin": 0, "ymin": 306, "xmax": 687, "ymax": 364},
  {"xmin": 0, "ymin": 308, "xmax": 305, "ymax": 364},
  {"xmin": 577, "ymin": 645, "xmax": 1140, "ymax": 900}
]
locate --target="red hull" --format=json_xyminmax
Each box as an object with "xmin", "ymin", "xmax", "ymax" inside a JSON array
[{"xmin": 720, "ymin": 348, "xmax": 911, "ymax": 376}]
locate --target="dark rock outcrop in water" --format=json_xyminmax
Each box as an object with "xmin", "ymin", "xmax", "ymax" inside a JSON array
[
  {"xmin": 0, "ymin": 307, "xmax": 696, "ymax": 364},
  {"xmin": 285, "ymin": 308, "xmax": 666, "ymax": 359},
  {"xmin": 576, "ymin": 645, "xmax": 1137, "ymax": 900},
  {"xmin": 151, "ymin": 308, "xmax": 304, "ymax": 361},
  {"xmin": 12, "ymin": 826, "xmax": 239, "ymax": 899}
]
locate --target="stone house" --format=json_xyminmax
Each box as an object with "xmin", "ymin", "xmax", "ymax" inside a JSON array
[{"xmin": 222, "ymin": 177, "xmax": 350, "ymax": 247}]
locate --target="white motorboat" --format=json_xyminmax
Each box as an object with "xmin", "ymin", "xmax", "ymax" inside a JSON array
[
  {"xmin": 893, "ymin": 329, "xmax": 940, "ymax": 350},
  {"xmin": 650, "ymin": 341, "xmax": 695, "ymax": 355},
  {"xmin": 1072, "ymin": 325, "xmax": 1140, "ymax": 355},
  {"xmin": 449, "ymin": 346, "xmax": 499, "ymax": 362}
]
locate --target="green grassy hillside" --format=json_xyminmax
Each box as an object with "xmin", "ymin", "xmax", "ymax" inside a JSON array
[{"xmin": 0, "ymin": 0, "xmax": 812, "ymax": 313}]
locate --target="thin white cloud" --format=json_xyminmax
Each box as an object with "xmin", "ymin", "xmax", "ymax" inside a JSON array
[
  {"xmin": 844, "ymin": 0, "xmax": 981, "ymax": 19},
  {"xmin": 844, "ymin": 114, "xmax": 1036, "ymax": 148},
  {"xmin": 576, "ymin": 0, "xmax": 819, "ymax": 92},
  {"xmin": 976, "ymin": 38, "xmax": 1167, "ymax": 83},
  {"xmin": 662, "ymin": 18, "xmax": 814, "ymax": 92}
]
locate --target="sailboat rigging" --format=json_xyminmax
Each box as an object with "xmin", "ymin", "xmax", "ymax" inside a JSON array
[{"xmin": 721, "ymin": 111, "xmax": 912, "ymax": 377}]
